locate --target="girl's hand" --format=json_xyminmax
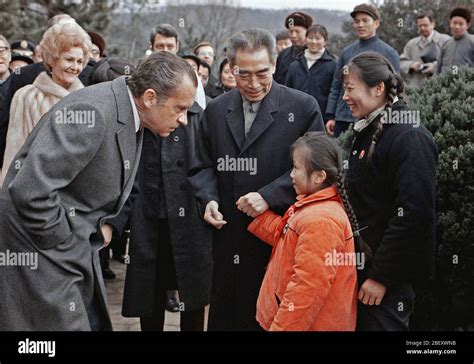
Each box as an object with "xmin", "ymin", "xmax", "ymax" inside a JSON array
[{"xmin": 358, "ymin": 278, "xmax": 387, "ymax": 306}]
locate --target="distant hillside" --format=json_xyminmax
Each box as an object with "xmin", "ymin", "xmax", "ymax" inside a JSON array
[
  {"xmin": 105, "ymin": 5, "xmax": 349, "ymax": 61},
  {"xmin": 238, "ymin": 8, "xmax": 348, "ymax": 35}
]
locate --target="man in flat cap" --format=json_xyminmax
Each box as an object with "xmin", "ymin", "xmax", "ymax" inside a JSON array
[
  {"xmin": 273, "ymin": 11, "xmax": 313, "ymax": 84},
  {"xmin": 325, "ymin": 3, "xmax": 400, "ymax": 137},
  {"xmin": 437, "ymin": 7, "xmax": 474, "ymax": 74}
]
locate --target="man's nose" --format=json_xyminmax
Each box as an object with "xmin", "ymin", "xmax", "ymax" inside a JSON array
[
  {"xmin": 178, "ymin": 112, "xmax": 188, "ymax": 126},
  {"xmin": 248, "ymin": 76, "xmax": 259, "ymax": 89}
]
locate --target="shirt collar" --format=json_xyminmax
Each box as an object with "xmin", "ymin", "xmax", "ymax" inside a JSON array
[
  {"xmin": 353, "ymin": 96, "xmax": 399, "ymax": 132},
  {"xmin": 127, "ymin": 86, "xmax": 141, "ymax": 133},
  {"xmin": 304, "ymin": 48, "xmax": 325, "ymax": 60},
  {"xmin": 294, "ymin": 185, "xmax": 340, "ymax": 207},
  {"xmin": 421, "ymin": 31, "xmax": 435, "ymax": 43},
  {"xmin": 242, "ymin": 97, "xmax": 262, "ymax": 113}
]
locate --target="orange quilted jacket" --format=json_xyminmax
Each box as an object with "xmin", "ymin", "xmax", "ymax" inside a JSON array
[{"xmin": 248, "ymin": 186, "xmax": 358, "ymax": 331}]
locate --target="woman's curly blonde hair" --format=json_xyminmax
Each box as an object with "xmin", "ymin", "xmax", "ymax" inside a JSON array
[{"xmin": 40, "ymin": 22, "xmax": 91, "ymax": 71}]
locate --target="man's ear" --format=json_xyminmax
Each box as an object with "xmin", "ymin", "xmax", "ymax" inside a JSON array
[
  {"xmin": 176, "ymin": 41, "xmax": 180, "ymax": 53},
  {"xmin": 374, "ymin": 19, "xmax": 381, "ymax": 30},
  {"xmin": 142, "ymin": 88, "xmax": 157, "ymax": 108},
  {"xmin": 271, "ymin": 62, "xmax": 276, "ymax": 75}
]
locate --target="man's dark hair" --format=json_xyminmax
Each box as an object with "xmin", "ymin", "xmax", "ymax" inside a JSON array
[
  {"xmin": 150, "ymin": 24, "xmax": 179, "ymax": 45},
  {"xmin": 275, "ymin": 30, "xmax": 290, "ymax": 41},
  {"xmin": 416, "ymin": 12, "xmax": 434, "ymax": 22},
  {"xmin": 199, "ymin": 60, "xmax": 211, "ymax": 74},
  {"xmin": 227, "ymin": 28, "xmax": 277, "ymax": 64},
  {"xmin": 127, "ymin": 52, "xmax": 197, "ymax": 100}
]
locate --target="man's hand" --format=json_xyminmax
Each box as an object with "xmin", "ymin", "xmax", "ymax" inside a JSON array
[
  {"xmin": 358, "ymin": 278, "xmax": 387, "ymax": 306},
  {"xmin": 410, "ymin": 61, "xmax": 422, "ymax": 72},
  {"xmin": 421, "ymin": 62, "xmax": 435, "ymax": 77},
  {"xmin": 236, "ymin": 192, "xmax": 269, "ymax": 218},
  {"xmin": 326, "ymin": 119, "xmax": 336, "ymax": 136},
  {"xmin": 204, "ymin": 201, "xmax": 227, "ymax": 229},
  {"xmin": 101, "ymin": 223, "xmax": 114, "ymax": 247}
]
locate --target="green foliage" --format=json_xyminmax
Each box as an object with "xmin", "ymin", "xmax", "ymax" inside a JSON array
[
  {"xmin": 409, "ymin": 68, "xmax": 474, "ymax": 330},
  {"xmin": 338, "ymin": 68, "xmax": 474, "ymax": 330}
]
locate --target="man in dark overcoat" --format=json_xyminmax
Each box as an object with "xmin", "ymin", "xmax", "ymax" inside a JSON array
[
  {"xmin": 188, "ymin": 28, "xmax": 325, "ymax": 331},
  {"xmin": 108, "ymin": 101, "xmax": 212, "ymax": 331}
]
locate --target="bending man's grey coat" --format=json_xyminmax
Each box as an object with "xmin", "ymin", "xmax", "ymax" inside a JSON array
[{"xmin": 0, "ymin": 76, "xmax": 143, "ymax": 330}]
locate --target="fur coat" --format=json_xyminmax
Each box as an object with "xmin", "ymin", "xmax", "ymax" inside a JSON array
[{"xmin": 1, "ymin": 71, "xmax": 83, "ymax": 185}]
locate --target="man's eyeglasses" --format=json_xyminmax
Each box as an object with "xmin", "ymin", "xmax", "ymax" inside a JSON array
[
  {"xmin": 198, "ymin": 51, "xmax": 214, "ymax": 57},
  {"xmin": 0, "ymin": 47, "xmax": 10, "ymax": 56}
]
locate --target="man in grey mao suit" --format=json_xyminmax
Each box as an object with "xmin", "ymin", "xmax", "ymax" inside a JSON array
[{"xmin": 0, "ymin": 52, "xmax": 197, "ymax": 331}]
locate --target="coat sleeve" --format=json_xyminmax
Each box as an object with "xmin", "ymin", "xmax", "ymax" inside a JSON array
[
  {"xmin": 387, "ymin": 47, "xmax": 401, "ymax": 74},
  {"xmin": 247, "ymin": 210, "xmax": 283, "ymax": 247},
  {"xmin": 325, "ymin": 54, "xmax": 345, "ymax": 120},
  {"xmin": 1, "ymin": 86, "xmax": 39, "ymax": 183},
  {"xmin": 7, "ymin": 103, "xmax": 107, "ymax": 248},
  {"xmin": 269, "ymin": 217, "xmax": 344, "ymax": 331},
  {"xmin": 436, "ymin": 43, "xmax": 447, "ymax": 74},
  {"xmin": 187, "ymin": 108, "xmax": 220, "ymax": 217},
  {"xmin": 0, "ymin": 71, "xmax": 31, "ymax": 168},
  {"xmin": 258, "ymin": 99, "xmax": 325, "ymax": 214},
  {"xmin": 400, "ymin": 40, "xmax": 415, "ymax": 79},
  {"xmin": 366, "ymin": 129, "xmax": 438, "ymax": 286},
  {"xmin": 284, "ymin": 63, "xmax": 295, "ymax": 88}
]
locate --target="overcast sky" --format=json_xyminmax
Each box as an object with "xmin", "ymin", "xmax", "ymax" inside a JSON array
[
  {"xmin": 161, "ymin": 0, "xmax": 377, "ymax": 12},
  {"xmin": 239, "ymin": 0, "xmax": 369, "ymax": 11}
]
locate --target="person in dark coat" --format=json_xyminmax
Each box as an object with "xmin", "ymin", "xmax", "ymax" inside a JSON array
[
  {"xmin": 273, "ymin": 11, "xmax": 313, "ymax": 84},
  {"xmin": 285, "ymin": 24, "xmax": 336, "ymax": 121},
  {"xmin": 188, "ymin": 28, "xmax": 325, "ymax": 331},
  {"xmin": 342, "ymin": 52, "xmax": 437, "ymax": 331},
  {"xmin": 107, "ymin": 101, "xmax": 212, "ymax": 331}
]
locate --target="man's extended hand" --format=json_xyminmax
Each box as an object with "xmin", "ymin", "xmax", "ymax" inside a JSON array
[
  {"xmin": 358, "ymin": 278, "xmax": 387, "ymax": 306},
  {"xmin": 101, "ymin": 223, "xmax": 114, "ymax": 247},
  {"xmin": 236, "ymin": 192, "xmax": 269, "ymax": 218},
  {"xmin": 204, "ymin": 201, "xmax": 227, "ymax": 229},
  {"xmin": 326, "ymin": 119, "xmax": 336, "ymax": 136}
]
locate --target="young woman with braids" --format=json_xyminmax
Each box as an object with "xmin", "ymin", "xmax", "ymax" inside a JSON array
[
  {"xmin": 342, "ymin": 52, "xmax": 438, "ymax": 331},
  {"xmin": 247, "ymin": 131, "xmax": 358, "ymax": 330}
]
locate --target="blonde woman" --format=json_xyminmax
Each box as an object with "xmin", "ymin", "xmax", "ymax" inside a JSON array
[{"xmin": 1, "ymin": 22, "xmax": 91, "ymax": 184}]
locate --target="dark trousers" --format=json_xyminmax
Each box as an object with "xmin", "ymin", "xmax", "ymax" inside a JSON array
[
  {"xmin": 139, "ymin": 219, "xmax": 205, "ymax": 331},
  {"xmin": 356, "ymin": 282, "xmax": 415, "ymax": 331},
  {"xmin": 140, "ymin": 307, "xmax": 205, "ymax": 332}
]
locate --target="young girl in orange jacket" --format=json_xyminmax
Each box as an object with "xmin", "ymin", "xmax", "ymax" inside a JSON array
[{"xmin": 247, "ymin": 132, "xmax": 360, "ymax": 331}]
